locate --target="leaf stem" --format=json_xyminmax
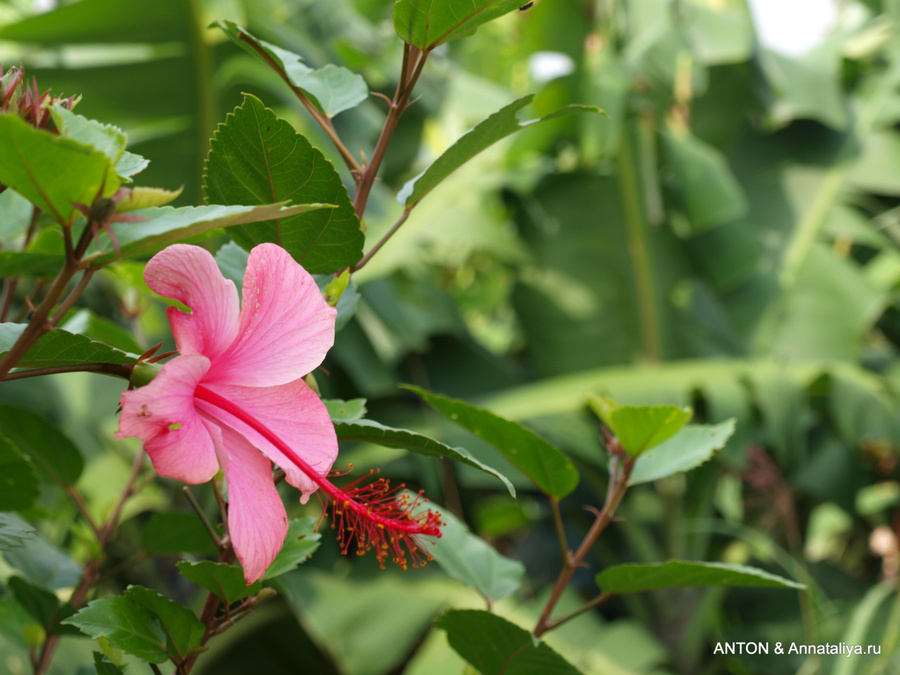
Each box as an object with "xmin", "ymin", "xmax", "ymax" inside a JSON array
[
  {"xmin": 548, "ymin": 497, "xmax": 571, "ymax": 564},
  {"xmin": 349, "ymin": 206, "xmax": 411, "ymax": 272},
  {"xmin": 182, "ymin": 486, "xmax": 224, "ymax": 549}
]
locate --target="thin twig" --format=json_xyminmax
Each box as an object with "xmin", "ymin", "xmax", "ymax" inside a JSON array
[
  {"xmin": 0, "ymin": 362, "xmax": 133, "ymax": 382},
  {"xmin": 182, "ymin": 486, "xmax": 223, "ymax": 549},
  {"xmin": 65, "ymin": 485, "xmax": 102, "ymax": 539},
  {"xmin": 540, "ymin": 592, "xmax": 611, "ymax": 633},
  {"xmin": 350, "ymin": 207, "xmax": 411, "ymax": 272},
  {"xmin": 549, "ymin": 497, "xmax": 571, "ymax": 565}
]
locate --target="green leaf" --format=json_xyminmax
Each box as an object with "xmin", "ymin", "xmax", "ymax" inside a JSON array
[
  {"xmin": 629, "ymin": 420, "xmax": 736, "ymax": 485},
  {"xmin": 176, "ymin": 561, "xmax": 260, "ymax": 604},
  {"xmin": 405, "ymin": 385, "xmax": 578, "ymax": 498},
  {"xmin": 324, "ymin": 398, "xmax": 368, "ymax": 423},
  {"xmin": 0, "ymin": 513, "xmax": 36, "ymax": 551},
  {"xmin": 0, "ymin": 403, "xmax": 84, "ymax": 487},
  {"xmin": 123, "ymin": 586, "xmax": 204, "ymax": 661},
  {"xmin": 0, "ymin": 252, "xmax": 65, "ymax": 278},
  {"xmin": 398, "ymin": 95, "xmax": 601, "ymax": 208},
  {"xmin": 60, "ymin": 309, "xmax": 143, "ymax": 355},
  {"xmin": 141, "ymin": 512, "xmax": 219, "ymax": 557},
  {"xmin": 214, "ymin": 240, "xmax": 250, "ymax": 293},
  {"xmin": 335, "ymin": 418, "xmax": 515, "ymax": 496},
  {"xmin": 435, "ymin": 609, "xmax": 582, "ymax": 675},
  {"xmin": 0, "ymin": 433, "xmax": 39, "ymax": 511},
  {"xmin": 213, "ymin": 21, "xmax": 369, "ymax": 118},
  {"xmin": 115, "ymin": 151, "xmax": 150, "ymax": 181},
  {"xmin": 93, "ymin": 202, "xmax": 334, "ymax": 265},
  {"xmin": 393, "ymin": 0, "xmax": 525, "ymax": 49},
  {"xmin": 62, "ymin": 595, "xmax": 169, "ymax": 663},
  {"xmin": 203, "ymin": 94, "xmax": 364, "ymax": 273},
  {"xmin": 587, "ymin": 396, "xmax": 692, "ymax": 458},
  {"xmin": 93, "ymin": 652, "xmax": 125, "ymax": 675},
  {"xmin": 596, "ymin": 561, "xmax": 806, "ymax": 595},
  {"xmin": 3, "ymin": 532, "xmax": 82, "ymax": 590},
  {"xmin": 263, "ymin": 518, "xmax": 321, "ymax": 580},
  {"xmin": 417, "ymin": 500, "xmax": 524, "ymax": 602},
  {"xmin": 0, "ymin": 326, "xmax": 134, "ymax": 374},
  {"xmin": 8, "ymin": 576, "xmax": 79, "ymax": 636},
  {"xmin": 0, "ymin": 114, "xmax": 119, "ymax": 225},
  {"xmin": 49, "ymin": 104, "xmax": 127, "ymax": 167}
]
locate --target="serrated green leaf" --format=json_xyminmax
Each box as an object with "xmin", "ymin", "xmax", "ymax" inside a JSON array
[
  {"xmin": 115, "ymin": 151, "xmax": 149, "ymax": 181},
  {"xmin": 435, "ymin": 609, "xmax": 582, "ymax": 675},
  {"xmin": 141, "ymin": 512, "xmax": 219, "ymax": 557},
  {"xmin": 596, "ymin": 560, "xmax": 806, "ymax": 595},
  {"xmin": 0, "ymin": 325, "xmax": 134, "ymax": 370},
  {"xmin": 62, "ymin": 595, "xmax": 169, "ymax": 663},
  {"xmin": 0, "ymin": 114, "xmax": 119, "ymax": 224},
  {"xmin": 0, "ymin": 513, "xmax": 36, "ymax": 551},
  {"xmin": 404, "ymin": 385, "xmax": 578, "ymax": 498},
  {"xmin": 399, "ymin": 95, "xmax": 601, "ymax": 208},
  {"xmin": 124, "ymin": 586, "xmax": 204, "ymax": 660},
  {"xmin": 0, "ymin": 433, "xmax": 39, "ymax": 511},
  {"xmin": 263, "ymin": 518, "xmax": 321, "ymax": 580},
  {"xmin": 0, "ymin": 251, "xmax": 65, "ymax": 278},
  {"xmin": 49, "ymin": 104, "xmax": 127, "ymax": 166},
  {"xmin": 176, "ymin": 561, "xmax": 260, "ymax": 604},
  {"xmin": 629, "ymin": 420, "xmax": 736, "ymax": 485},
  {"xmin": 588, "ymin": 395, "xmax": 692, "ymax": 458},
  {"xmin": 335, "ymin": 418, "xmax": 515, "ymax": 496},
  {"xmin": 8, "ymin": 576, "xmax": 79, "ymax": 636},
  {"xmin": 417, "ymin": 500, "xmax": 524, "ymax": 602},
  {"xmin": 393, "ymin": 0, "xmax": 525, "ymax": 49},
  {"xmin": 0, "ymin": 405, "xmax": 83, "ymax": 487},
  {"xmin": 213, "ymin": 21, "xmax": 368, "ymax": 118},
  {"xmin": 324, "ymin": 398, "xmax": 368, "ymax": 423},
  {"xmin": 91, "ymin": 202, "xmax": 333, "ymax": 265},
  {"xmin": 203, "ymin": 94, "xmax": 364, "ymax": 273}
]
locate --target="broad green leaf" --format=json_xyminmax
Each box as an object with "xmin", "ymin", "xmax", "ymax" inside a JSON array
[
  {"xmin": 0, "ymin": 513, "xmax": 36, "ymax": 551},
  {"xmin": 93, "ymin": 652, "xmax": 125, "ymax": 675},
  {"xmin": 115, "ymin": 151, "xmax": 150, "ymax": 181},
  {"xmin": 0, "ymin": 405, "xmax": 83, "ymax": 487},
  {"xmin": 49, "ymin": 104, "xmax": 127, "ymax": 167},
  {"xmin": 0, "ymin": 252, "xmax": 65, "ymax": 278},
  {"xmin": 0, "ymin": 326, "xmax": 134, "ymax": 370},
  {"xmin": 596, "ymin": 561, "xmax": 805, "ymax": 595},
  {"xmin": 629, "ymin": 420, "xmax": 736, "ymax": 485},
  {"xmin": 176, "ymin": 561, "xmax": 261, "ymax": 604},
  {"xmin": 0, "ymin": 434, "xmax": 39, "ymax": 511},
  {"xmin": 662, "ymin": 128, "xmax": 748, "ymax": 232},
  {"xmin": 60, "ymin": 309, "xmax": 143, "ymax": 355},
  {"xmin": 92, "ymin": 202, "xmax": 334, "ymax": 265},
  {"xmin": 435, "ymin": 609, "xmax": 582, "ymax": 675},
  {"xmin": 588, "ymin": 396, "xmax": 692, "ymax": 458},
  {"xmin": 123, "ymin": 586, "xmax": 204, "ymax": 661},
  {"xmin": 263, "ymin": 518, "xmax": 321, "ymax": 580},
  {"xmin": 393, "ymin": 0, "xmax": 525, "ymax": 49},
  {"xmin": 418, "ymin": 500, "xmax": 524, "ymax": 602},
  {"xmin": 8, "ymin": 576, "xmax": 78, "ymax": 636},
  {"xmin": 116, "ymin": 186, "xmax": 182, "ymax": 212},
  {"xmin": 405, "ymin": 385, "xmax": 578, "ymax": 498},
  {"xmin": 204, "ymin": 94, "xmax": 364, "ymax": 273},
  {"xmin": 398, "ymin": 95, "xmax": 600, "ymax": 208},
  {"xmin": 336, "ymin": 419, "xmax": 515, "ymax": 496},
  {"xmin": 141, "ymin": 512, "xmax": 219, "ymax": 557},
  {"xmin": 62, "ymin": 596, "xmax": 169, "ymax": 663},
  {"xmin": 0, "ymin": 114, "xmax": 118, "ymax": 224},
  {"xmin": 324, "ymin": 398, "xmax": 368, "ymax": 423},
  {"xmin": 3, "ymin": 531, "xmax": 82, "ymax": 590},
  {"xmin": 213, "ymin": 21, "xmax": 368, "ymax": 118}
]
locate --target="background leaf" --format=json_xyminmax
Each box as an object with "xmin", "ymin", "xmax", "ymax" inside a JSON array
[
  {"xmin": 596, "ymin": 561, "xmax": 806, "ymax": 595},
  {"xmin": 0, "ymin": 513, "xmax": 36, "ymax": 551},
  {"xmin": 0, "ymin": 434, "xmax": 39, "ymax": 511},
  {"xmin": 393, "ymin": 0, "xmax": 525, "ymax": 49},
  {"xmin": 176, "ymin": 561, "xmax": 260, "ymax": 604},
  {"xmin": 629, "ymin": 420, "xmax": 736, "ymax": 485},
  {"xmin": 141, "ymin": 512, "xmax": 219, "ymax": 557}
]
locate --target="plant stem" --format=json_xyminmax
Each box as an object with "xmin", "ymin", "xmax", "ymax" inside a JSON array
[
  {"xmin": 182, "ymin": 486, "xmax": 223, "ymax": 549},
  {"xmin": 540, "ymin": 592, "xmax": 611, "ymax": 633},
  {"xmin": 532, "ymin": 456, "xmax": 634, "ymax": 638},
  {"xmin": 549, "ymin": 497, "xmax": 571, "ymax": 564},
  {"xmin": 349, "ymin": 207, "xmax": 411, "ymax": 272},
  {"xmin": 0, "ymin": 206, "xmax": 41, "ymax": 321},
  {"xmin": 0, "ymin": 362, "xmax": 133, "ymax": 382}
]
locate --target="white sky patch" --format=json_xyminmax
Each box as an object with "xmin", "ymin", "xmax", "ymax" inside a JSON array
[
  {"xmin": 528, "ymin": 51, "xmax": 575, "ymax": 84},
  {"xmin": 747, "ymin": 0, "xmax": 839, "ymax": 57}
]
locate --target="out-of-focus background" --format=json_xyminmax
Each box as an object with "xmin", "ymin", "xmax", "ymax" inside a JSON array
[{"xmin": 1, "ymin": 0, "xmax": 899, "ymax": 673}]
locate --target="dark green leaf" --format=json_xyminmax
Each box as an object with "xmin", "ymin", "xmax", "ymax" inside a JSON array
[
  {"xmin": 436, "ymin": 609, "xmax": 582, "ymax": 674},
  {"xmin": 3, "ymin": 532, "xmax": 82, "ymax": 590},
  {"xmin": 93, "ymin": 202, "xmax": 333, "ymax": 265},
  {"xmin": 60, "ymin": 309, "xmax": 143, "ymax": 355},
  {"xmin": 0, "ymin": 433, "xmax": 39, "ymax": 511},
  {"xmin": 398, "ymin": 95, "xmax": 600, "ymax": 208},
  {"xmin": 629, "ymin": 420, "xmax": 736, "ymax": 485},
  {"xmin": 141, "ymin": 512, "xmax": 219, "ymax": 557},
  {"xmin": 405, "ymin": 385, "xmax": 578, "ymax": 498},
  {"xmin": 0, "ymin": 324, "xmax": 135, "ymax": 371},
  {"xmin": 8, "ymin": 576, "xmax": 79, "ymax": 636},
  {"xmin": 588, "ymin": 396, "xmax": 692, "ymax": 458},
  {"xmin": 213, "ymin": 21, "xmax": 368, "ymax": 118},
  {"xmin": 418, "ymin": 500, "xmax": 524, "ymax": 602},
  {"xmin": 204, "ymin": 94, "xmax": 364, "ymax": 273},
  {"xmin": 324, "ymin": 398, "xmax": 368, "ymax": 423},
  {"xmin": 0, "ymin": 513, "xmax": 36, "ymax": 551},
  {"xmin": 62, "ymin": 595, "xmax": 169, "ymax": 663},
  {"xmin": 393, "ymin": 0, "xmax": 525, "ymax": 49},
  {"xmin": 0, "ymin": 405, "xmax": 83, "ymax": 486},
  {"xmin": 93, "ymin": 652, "xmax": 125, "ymax": 675},
  {"xmin": 335, "ymin": 418, "xmax": 515, "ymax": 496},
  {"xmin": 49, "ymin": 104, "xmax": 127, "ymax": 167},
  {"xmin": 0, "ymin": 252, "xmax": 65, "ymax": 278},
  {"xmin": 597, "ymin": 560, "xmax": 806, "ymax": 595},
  {"xmin": 124, "ymin": 586, "xmax": 204, "ymax": 660},
  {"xmin": 176, "ymin": 561, "xmax": 260, "ymax": 604},
  {"xmin": 0, "ymin": 114, "xmax": 118, "ymax": 225},
  {"xmin": 263, "ymin": 518, "xmax": 321, "ymax": 580}
]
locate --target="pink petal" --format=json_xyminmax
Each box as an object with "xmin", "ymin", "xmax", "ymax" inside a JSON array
[
  {"xmin": 205, "ymin": 243, "xmax": 336, "ymax": 387},
  {"xmin": 195, "ymin": 378, "xmax": 338, "ymax": 503},
  {"xmin": 116, "ymin": 354, "xmax": 218, "ymax": 484},
  {"xmin": 203, "ymin": 417, "xmax": 288, "ymax": 584},
  {"xmin": 144, "ymin": 244, "xmax": 240, "ymax": 359}
]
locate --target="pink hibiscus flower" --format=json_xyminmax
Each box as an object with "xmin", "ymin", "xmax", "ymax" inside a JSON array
[{"xmin": 117, "ymin": 243, "xmax": 441, "ymax": 582}]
